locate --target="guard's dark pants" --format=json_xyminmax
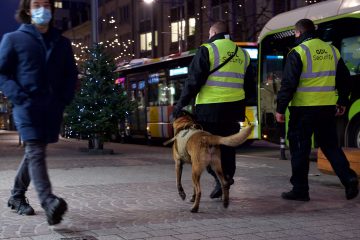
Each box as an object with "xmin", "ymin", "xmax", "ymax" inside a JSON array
[
  {"xmin": 199, "ymin": 122, "xmax": 240, "ymax": 181},
  {"xmin": 11, "ymin": 141, "xmax": 55, "ymax": 207},
  {"xmin": 288, "ymin": 106, "xmax": 357, "ymax": 193}
]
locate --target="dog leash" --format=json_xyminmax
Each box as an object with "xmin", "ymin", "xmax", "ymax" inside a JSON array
[
  {"xmin": 163, "ymin": 136, "xmax": 177, "ymax": 146},
  {"xmin": 244, "ymin": 115, "xmax": 252, "ymax": 126}
]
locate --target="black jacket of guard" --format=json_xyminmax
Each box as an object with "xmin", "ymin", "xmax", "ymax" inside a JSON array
[
  {"xmin": 276, "ymin": 31, "xmax": 351, "ymax": 114},
  {"xmin": 174, "ymin": 32, "xmax": 255, "ymax": 123}
]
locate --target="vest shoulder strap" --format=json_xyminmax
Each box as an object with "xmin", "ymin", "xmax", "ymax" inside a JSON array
[{"xmin": 208, "ymin": 45, "xmax": 238, "ymax": 75}]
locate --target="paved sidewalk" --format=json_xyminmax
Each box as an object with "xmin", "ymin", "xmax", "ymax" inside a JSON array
[{"xmin": 0, "ymin": 131, "xmax": 359, "ymax": 240}]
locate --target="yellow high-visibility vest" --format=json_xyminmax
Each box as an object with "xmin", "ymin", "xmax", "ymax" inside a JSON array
[
  {"xmin": 195, "ymin": 39, "xmax": 250, "ymax": 104},
  {"xmin": 291, "ymin": 38, "xmax": 339, "ymax": 106}
]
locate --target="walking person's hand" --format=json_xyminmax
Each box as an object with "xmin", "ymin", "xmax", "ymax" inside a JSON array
[
  {"xmin": 335, "ymin": 105, "xmax": 346, "ymax": 116},
  {"xmin": 276, "ymin": 112, "xmax": 285, "ymax": 123}
]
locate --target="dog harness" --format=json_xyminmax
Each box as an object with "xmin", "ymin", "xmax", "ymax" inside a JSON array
[{"xmin": 176, "ymin": 129, "xmax": 203, "ymax": 161}]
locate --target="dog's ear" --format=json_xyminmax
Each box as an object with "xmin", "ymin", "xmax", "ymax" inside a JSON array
[{"xmin": 172, "ymin": 114, "xmax": 198, "ymax": 135}]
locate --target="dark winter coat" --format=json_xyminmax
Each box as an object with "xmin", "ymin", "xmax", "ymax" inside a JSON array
[
  {"xmin": 0, "ymin": 24, "xmax": 78, "ymax": 143},
  {"xmin": 174, "ymin": 32, "xmax": 255, "ymax": 123}
]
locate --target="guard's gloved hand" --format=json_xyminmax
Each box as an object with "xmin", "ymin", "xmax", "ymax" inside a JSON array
[{"xmin": 172, "ymin": 105, "xmax": 183, "ymax": 120}]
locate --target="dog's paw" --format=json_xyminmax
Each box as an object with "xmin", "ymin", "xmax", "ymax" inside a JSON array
[
  {"xmin": 190, "ymin": 206, "xmax": 199, "ymax": 213},
  {"xmin": 179, "ymin": 191, "xmax": 186, "ymax": 200},
  {"xmin": 223, "ymin": 199, "xmax": 229, "ymax": 208}
]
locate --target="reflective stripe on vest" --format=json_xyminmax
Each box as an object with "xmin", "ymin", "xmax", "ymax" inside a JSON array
[
  {"xmin": 291, "ymin": 39, "xmax": 339, "ymax": 106},
  {"xmin": 195, "ymin": 39, "xmax": 250, "ymax": 104}
]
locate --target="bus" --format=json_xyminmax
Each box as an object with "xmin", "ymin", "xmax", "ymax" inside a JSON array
[
  {"xmin": 115, "ymin": 42, "xmax": 259, "ymax": 143},
  {"xmin": 257, "ymin": 0, "xmax": 360, "ymax": 148}
]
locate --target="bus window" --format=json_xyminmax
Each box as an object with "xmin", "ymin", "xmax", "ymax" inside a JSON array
[
  {"xmin": 158, "ymin": 81, "xmax": 169, "ymax": 106},
  {"xmin": 129, "ymin": 80, "xmax": 145, "ymax": 109},
  {"xmin": 128, "ymin": 78, "xmax": 147, "ymax": 135},
  {"xmin": 341, "ymin": 36, "xmax": 360, "ymax": 76},
  {"xmin": 169, "ymin": 80, "xmax": 183, "ymax": 106},
  {"xmin": 260, "ymin": 31, "xmax": 294, "ymax": 88},
  {"xmin": 148, "ymin": 81, "xmax": 159, "ymax": 107},
  {"xmin": 138, "ymin": 80, "xmax": 146, "ymax": 109},
  {"xmin": 262, "ymin": 55, "xmax": 284, "ymax": 88},
  {"xmin": 148, "ymin": 70, "xmax": 168, "ymax": 106}
]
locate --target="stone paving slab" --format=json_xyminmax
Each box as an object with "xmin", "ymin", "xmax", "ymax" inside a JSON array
[{"xmin": 0, "ymin": 131, "xmax": 359, "ymax": 239}]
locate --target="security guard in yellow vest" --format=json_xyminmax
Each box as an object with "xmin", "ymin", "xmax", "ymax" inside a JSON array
[
  {"xmin": 276, "ymin": 19, "xmax": 358, "ymax": 201},
  {"xmin": 173, "ymin": 21, "xmax": 255, "ymax": 198}
]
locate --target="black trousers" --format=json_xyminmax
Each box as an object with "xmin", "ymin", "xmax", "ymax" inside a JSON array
[
  {"xmin": 288, "ymin": 106, "xmax": 357, "ymax": 193},
  {"xmin": 11, "ymin": 141, "xmax": 56, "ymax": 207},
  {"xmin": 198, "ymin": 121, "xmax": 240, "ymax": 181}
]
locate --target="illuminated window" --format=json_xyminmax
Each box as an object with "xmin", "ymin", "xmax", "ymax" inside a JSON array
[
  {"xmin": 54, "ymin": 1, "xmax": 62, "ymax": 8},
  {"xmin": 189, "ymin": 18, "xmax": 195, "ymax": 35},
  {"xmin": 140, "ymin": 33, "xmax": 148, "ymax": 51},
  {"xmin": 140, "ymin": 32, "xmax": 158, "ymax": 51},
  {"xmin": 155, "ymin": 31, "xmax": 158, "ymax": 46},
  {"xmin": 171, "ymin": 20, "xmax": 186, "ymax": 43}
]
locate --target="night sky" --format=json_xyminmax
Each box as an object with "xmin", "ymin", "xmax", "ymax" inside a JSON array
[{"xmin": 0, "ymin": 1, "xmax": 20, "ymax": 39}]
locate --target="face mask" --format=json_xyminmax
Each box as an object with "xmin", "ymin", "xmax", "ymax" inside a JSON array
[{"xmin": 31, "ymin": 7, "xmax": 52, "ymax": 25}]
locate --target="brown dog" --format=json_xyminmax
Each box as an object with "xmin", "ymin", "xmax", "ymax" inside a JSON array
[{"xmin": 165, "ymin": 113, "xmax": 253, "ymax": 212}]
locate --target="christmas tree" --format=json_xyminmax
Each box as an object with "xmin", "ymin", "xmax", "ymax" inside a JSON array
[{"xmin": 64, "ymin": 44, "xmax": 134, "ymax": 150}]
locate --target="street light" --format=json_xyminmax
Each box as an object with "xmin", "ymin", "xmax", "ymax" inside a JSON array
[{"xmin": 91, "ymin": 0, "xmax": 99, "ymax": 44}]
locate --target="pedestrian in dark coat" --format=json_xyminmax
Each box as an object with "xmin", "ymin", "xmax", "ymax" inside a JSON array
[
  {"xmin": 276, "ymin": 18, "xmax": 358, "ymax": 201},
  {"xmin": 0, "ymin": 0, "xmax": 78, "ymax": 225}
]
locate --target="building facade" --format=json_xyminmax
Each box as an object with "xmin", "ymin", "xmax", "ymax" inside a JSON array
[
  {"xmin": 53, "ymin": 0, "xmax": 90, "ymax": 32},
  {"xmin": 61, "ymin": 0, "xmax": 325, "ymax": 65}
]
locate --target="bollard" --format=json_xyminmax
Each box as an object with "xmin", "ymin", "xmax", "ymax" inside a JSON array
[
  {"xmin": 18, "ymin": 134, "xmax": 22, "ymax": 147},
  {"xmin": 147, "ymin": 132, "xmax": 152, "ymax": 146},
  {"xmin": 280, "ymin": 137, "xmax": 287, "ymax": 160},
  {"xmin": 120, "ymin": 131, "xmax": 125, "ymax": 144}
]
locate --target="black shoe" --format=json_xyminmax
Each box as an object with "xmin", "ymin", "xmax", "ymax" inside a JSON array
[
  {"xmin": 210, "ymin": 184, "xmax": 222, "ymax": 199},
  {"xmin": 281, "ymin": 190, "xmax": 310, "ymax": 201},
  {"xmin": 209, "ymin": 177, "xmax": 234, "ymax": 199},
  {"xmin": 345, "ymin": 178, "xmax": 359, "ymax": 200},
  {"xmin": 228, "ymin": 178, "xmax": 234, "ymax": 186},
  {"xmin": 45, "ymin": 197, "xmax": 68, "ymax": 225},
  {"xmin": 8, "ymin": 197, "xmax": 35, "ymax": 215}
]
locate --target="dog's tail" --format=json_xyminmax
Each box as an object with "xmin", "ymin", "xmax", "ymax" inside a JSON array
[{"xmin": 204, "ymin": 125, "xmax": 254, "ymax": 147}]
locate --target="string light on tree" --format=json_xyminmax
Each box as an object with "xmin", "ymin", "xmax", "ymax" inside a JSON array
[{"xmin": 71, "ymin": 15, "xmax": 135, "ymax": 64}]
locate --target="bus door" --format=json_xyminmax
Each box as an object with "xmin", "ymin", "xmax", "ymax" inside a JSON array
[
  {"xmin": 128, "ymin": 75, "xmax": 147, "ymax": 137},
  {"xmin": 146, "ymin": 70, "xmax": 174, "ymax": 139},
  {"xmin": 242, "ymin": 46, "xmax": 259, "ymax": 139},
  {"xmin": 259, "ymin": 31, "xmax": 294, "ymax": 143}
]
